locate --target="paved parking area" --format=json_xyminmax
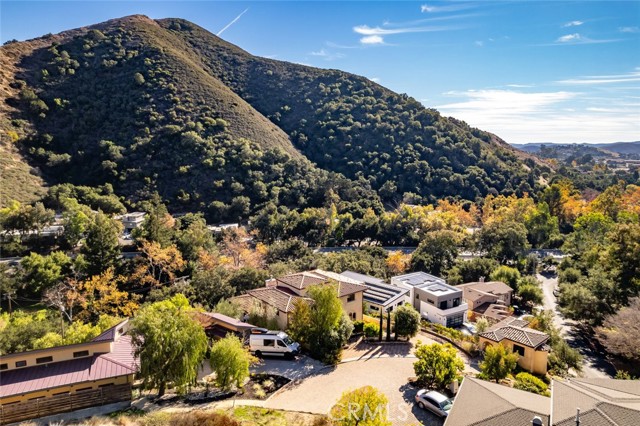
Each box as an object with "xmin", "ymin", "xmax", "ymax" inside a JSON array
[
  {"xmin": 265, "ymin": 357, "xmax": 444, "ymax": 426},
  {"xmin": 251, "ymin": 355, "xmax": 326, "ymax": 380}
]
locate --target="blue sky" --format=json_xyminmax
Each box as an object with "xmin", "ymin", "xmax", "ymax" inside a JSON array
[{"xmin": 2, "ymin": 1, "xmax": 639, "ymax": 144}]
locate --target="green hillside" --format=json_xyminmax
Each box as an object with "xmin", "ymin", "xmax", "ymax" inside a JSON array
[
  {"xmin": 159, "ymin": 18, "xmax": 547, "ymax": 203},
  {"xmin": 0, "ymin": 15, "xmax": 549, "ymax": 218}
]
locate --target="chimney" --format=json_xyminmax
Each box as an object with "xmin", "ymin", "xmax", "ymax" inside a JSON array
[
  {"xmin": 265, "ymin": 278, "xmax": 277, "ymax": 287},
  {"xmin": 576, "ymin": 408, "xmax": 581, "ymax": 426},
  {"xmin": 479, "ymin": 276, "xmax": 485, "ymax": 283},
  {"xmin": 532, "ymin": 416, "xmax": 544, "ymax": 426}
]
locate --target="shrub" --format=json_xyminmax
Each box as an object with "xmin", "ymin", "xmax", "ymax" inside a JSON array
[
  {"xmin": 364, "ymin": 322, "xmax": 380, "ymax": 338},
  {"xmin": 480, "ymin": 343, "xmax": 518, "ymax": 383},
  {"xmin": 514, "ymin": 372, "xmax": 550, "ymax": 397},
  {"xmin": 413, "ymin": 342, "xmax": 464, "ymax": 390},
  {"xmin": 353, "ymin": 320, "xmax": 364, "ymax": 333},
  {"xmin": 393, "ymin": 303, "xmax": 420, "ymax": 338},
  {"xmin": 169, "ymin": 411, "xmax": 240, "ymax": 426}
]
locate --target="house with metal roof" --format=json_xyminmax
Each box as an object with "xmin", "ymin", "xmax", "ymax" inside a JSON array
[
  {"xmin": 193, "ymin": 312, "xmax": 256, "ymax": 340},
  {"xmin": 478, "ymin": 316, "xmax": 550, "ymax": 375},
  {"xmin": 391, "ymin": 272, "xmax": 468, "ymax": 327},
  {"xmin": 340, "ymin": 270, "xmax": 408, "ymax": 313},
  {"xmin": 0, "ymin": 320, "xmax": 136, "ymax": 425}
]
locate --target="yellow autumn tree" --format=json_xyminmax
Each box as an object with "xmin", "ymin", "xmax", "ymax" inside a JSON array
[
  {"xmin": 78, "ymin": 268, "xmax": 139, "ymax": 321},
  {"xmin": 386, "ymin": 251, "xmax": 410, "ymax": 275},
  {"xmin": 220, "ymin": 228, "xmax": 264, "ymax": 269},
  {"xmin": 482, "ymin": 194, "xmax": 536, "ymax": 226},
  {"xmin": 437, "ymin": 199, "xmax": 480, "ymax": 227},
  {"xmin": 130, "ymin": 240, "xmax": 186, "ymax": 287}
]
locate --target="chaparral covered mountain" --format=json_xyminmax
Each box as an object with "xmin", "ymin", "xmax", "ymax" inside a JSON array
[{"xmin": 0, "ymin": 15, "xmax": 548, "ymax": 220}]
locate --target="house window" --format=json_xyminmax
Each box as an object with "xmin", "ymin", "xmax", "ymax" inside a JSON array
[
  {"xmin": 347, "ymin": 294, "xmax": 355, "ymax": 302},
  {"xmin": 36, "ymin": 356, "xmax": 53, "ymax": 364},
  {"xmin": 446, "ymin": 313, "xmax": 464, "ymax": 328},
  {"xmin": 427, "ymin": 298, "xmax": 435, "ymax": 305},
  {"xmin": 440, "ymin": 300, "xmax": 448, "ymax": 310},
  {"xmin": 53, "ymin": 391, "xmax": 70, "ymax": 396},
  {"xmin": 99, "ymin": 383, "xmax": 114, "ymax": 388},
  {"xmin": 0, "ymin": 363, "xmax": 7, "ymax": 370},
  {"xmin": 15, "ymin": 360, "xmax": 27, "ymax": 368},
  {"xmin": 453, "ymin": 298, "xmax": 460, "ymax": 307},
  {"xmin": 76, "ymin": 387, "xmax": 93, "ymax": 392},
  {"xmin": 513, "ymin": 344, "xmax": 526, "ymax": 357},
  {"xmin": 73, "ymin": 350, "xmax": 90, "ymax": 358},
  {"xmin": 415, "ymin": 294, "xmax": 420, "ymax": 299},
  {"xmin": 349, "ymin": 312, "xmax": 356, "ymax": 320}
]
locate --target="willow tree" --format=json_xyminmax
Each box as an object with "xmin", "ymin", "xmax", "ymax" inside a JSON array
[
  {"xmin": 209, "ymin": 335, "xmax": 256, "ymax": 391},
  {"xmin": 130, "ymin": 294, "xmax": 207, "ymax": 396}
]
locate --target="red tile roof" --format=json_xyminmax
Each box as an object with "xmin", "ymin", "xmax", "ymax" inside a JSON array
[
  {"xmin": 276, "ymin": 271, "xmax": 327, "ymax": 290},
  {"xmin": 234, "ymin": 287, "xmax": 312, "ymax": 313},
  {"xmin": 479, "ymin": 317, "xmax": 549, "ymax": 348}
]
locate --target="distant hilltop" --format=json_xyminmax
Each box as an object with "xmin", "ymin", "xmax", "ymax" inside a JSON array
[{"xmin": 512, "ymin": 141, "xmax": 640, "ymax": 156}]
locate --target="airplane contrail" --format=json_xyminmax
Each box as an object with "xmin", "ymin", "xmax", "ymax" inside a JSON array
[{"xmin": 217, "ymin": 8, "xmax": 249, "ymax": 36}]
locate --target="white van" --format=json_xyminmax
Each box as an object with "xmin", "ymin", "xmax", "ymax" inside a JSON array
[{"xmin": 249, "ymin": 330, "xmax": 300, "ymax": 358}]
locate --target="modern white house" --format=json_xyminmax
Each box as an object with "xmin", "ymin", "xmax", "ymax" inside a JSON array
[
  {"xmin": 116, "ymin": 212, "xmax": 146, "ymax": 233},
  {"xmin": 391, "ymin": 272, "xmax": 468, "ymax": 327}
]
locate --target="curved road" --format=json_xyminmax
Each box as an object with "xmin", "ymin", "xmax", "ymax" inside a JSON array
[{"xmin": 538, "ymin": 273, "xmax": 616, "ymax": 378}]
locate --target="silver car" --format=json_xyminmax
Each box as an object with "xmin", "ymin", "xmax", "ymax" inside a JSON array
[{"xmin": 415, "ymin": 389, "xmax": 453, "ymax": 417}]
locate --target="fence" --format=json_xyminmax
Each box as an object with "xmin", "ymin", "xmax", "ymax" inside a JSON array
[{"xmin": 0, "ymin": 383, "xmax": 131, "ymax": 425}]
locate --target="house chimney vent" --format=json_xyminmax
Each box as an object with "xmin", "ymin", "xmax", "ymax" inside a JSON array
[{"xmin": 532, "ymin": 416, "xmax": 544, "ymax": 426}]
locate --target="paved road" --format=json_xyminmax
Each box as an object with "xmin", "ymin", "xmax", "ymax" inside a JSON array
[
  {"xmin": 265, "ymin": 357, "xmax": 444, "ymax": 426},
  {"xmin": 538, "ymin": 273, "xmax": 615, "ymax": 378}
]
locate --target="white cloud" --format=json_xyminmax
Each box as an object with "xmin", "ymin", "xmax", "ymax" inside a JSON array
[
  {"xmin": 556, "ymin": 69, "xmax": 640, "ymax": 85},
  {"xmin": 563, "ymin": 20, "xmax": 584, "ymax": 27},
  {"xmin": 353, "ymin": 24, "xmax": 461, "ymax": 36},
  {"xmin": 619, "ymin": 26, "xmax": 640, "ymax": 33},
  {"xmin": 506, "ymin": 84, "xmax": 533, "ymax": 88},
  {"xmin": 370, "ymin": 77, "xmax": 381, "ymax": 83},
  {"xmin": 435, "ymin": 89, "xmax": 640, "ymax": 143},
  {"xmin": 420, "ymin": 3, "xmax": 474, "ymax": 13},
  {"xmin": 474, "ymin": 40, "xmax": 484, "ymax": 47},
  {"xmin": 310, "ymin": 49, "xmax": 345, "ymax": 61},
  {"xmin": 553, "ymin": 33, "xmax": 619, "ymax": 45},
  {"xmin": 438, "ymin": 89, "xmax": 577, "ymax": 113},
  {"xmin": 325, "ymin": 41, "xmax": 360, "ymax": 49},
  {"xmin": 217, "ymin": 8, "xmax": 249, "ymax": 36},
  {"xmin": 557, "ymin": 33, "xmax": 581, "ymax": 43},
  {"xmin": 360, "ymin": 35, "xmax": 384, "ymax": 45}
]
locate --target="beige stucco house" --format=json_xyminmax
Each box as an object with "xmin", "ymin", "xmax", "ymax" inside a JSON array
[
  {"xmin": 478, "ymin": 317, "xmax": 550, "ymax": 375},
  {"xmin": 231, "ymin": 269, "xmax": 366, "ymax": 329},
  {"xmin": 457, "ymin": 280, "xmax": 514, "ymax": 322}
]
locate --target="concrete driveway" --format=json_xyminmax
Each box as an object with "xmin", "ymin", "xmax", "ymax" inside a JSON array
[
  {"xmin": 251, "ymin": 354, "xmax": 326, "ymax": 380},
  {"xmin": 265, "ymin": 357, "xmax": 445, "ymax": 426}
]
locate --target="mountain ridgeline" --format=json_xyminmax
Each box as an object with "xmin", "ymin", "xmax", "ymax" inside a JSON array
[{"xmin": 0, "ymin": 15, "xmax": 548, "ymax": 220}]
